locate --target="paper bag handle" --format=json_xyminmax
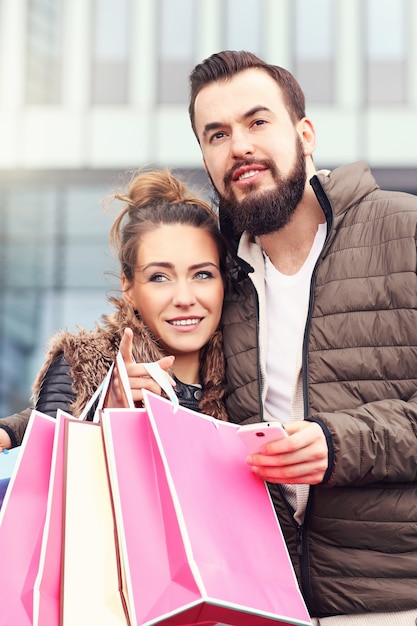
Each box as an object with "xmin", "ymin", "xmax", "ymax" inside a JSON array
[
  {"xmin": 80, "ymin": 349, "xmax": 179, "ymax": 423},
  {"xmin": 141, "ymin": 361, "xmax": 179, "ymax": 411},
  {"xmin": 116, "ymin": 351, "xmax": 179, "ymax": 412}
]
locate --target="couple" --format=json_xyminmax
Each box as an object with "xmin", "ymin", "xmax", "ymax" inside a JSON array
[{"xmin": 2, "ymin": 51, "xmax": 417, "ymax": 624}]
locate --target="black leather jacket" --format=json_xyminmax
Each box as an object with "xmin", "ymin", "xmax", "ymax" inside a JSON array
[{"xmin": 36, "ymin": 353, "xmax": 202, "ymax": 419}]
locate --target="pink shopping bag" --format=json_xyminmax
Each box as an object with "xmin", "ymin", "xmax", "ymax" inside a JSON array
[
  {"xmin": 0, "ymin": 411, "xmax": 56, "ymax": 626},
  {"xmin": 101, "ymin": 391, "xmax": 311, "ymax": 626},
  {"xmin": 32, "ymin": 410, "xmax": 74, "ymax": 626},
  {"xmin": 33, "ymin": 358, "xmax": 128, "ymax": 626}
]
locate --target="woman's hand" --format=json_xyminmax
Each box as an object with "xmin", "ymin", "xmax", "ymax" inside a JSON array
[
  {"xmin": 106, "ymin": 328, "xmax": 176, "ymax": 407},
  {"xmin": 0, "ymin": 429, "xmax": 12, "ymax": 452}
]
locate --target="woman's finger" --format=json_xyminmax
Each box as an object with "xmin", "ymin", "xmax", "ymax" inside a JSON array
[{"xmin": 119, "ymin": 327, "xmax": 135, "ymax": 364}]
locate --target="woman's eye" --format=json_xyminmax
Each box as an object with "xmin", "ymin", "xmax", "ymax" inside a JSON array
[
  {"xmin": 195, "ymin": 270, "xmax": 213, "ymax": 280},
  {"xmin": 149, "ymin": 273, "xmax": 167, "ymax": 283}
]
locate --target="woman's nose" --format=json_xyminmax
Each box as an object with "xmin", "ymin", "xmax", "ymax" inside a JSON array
[{"xmin": 172, "ymin": 281, "xmax": 197, "ymax": 307}]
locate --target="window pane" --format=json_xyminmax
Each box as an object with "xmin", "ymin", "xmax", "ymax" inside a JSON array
[
  {"xmin": 0, "ymin": 290, "xmax": 40, "ymax": 414},
  {"xmin": 0, "ymin": 187, "xmax": 58, "ymax": 414},
  {"xmin": 365, "ymin": 0, "xmax": 407, "ymax": 104},
  {"xmin": 293, "ymin": 0, "xmax": 334, "ymax": 103},
  {"xmin": 0, "ymin": 181, "xmax": 114, "ymax": 416},
  {"xmin": 158, "ymin": 0, "xmax": 195, "ymax": 104},
  {"xmin": 92, "ymin": 0, "xmax": 130, "ymax": 104},
  {"xmin": 64, "ymin": 186, "xmax": 115, "ymax": 288},
  {"xmin": 224, "ymin": 0, "xmax": 263, "ymax": 55},
  {"xmin": 1, "ymin": 189, "xmax": 57, "ymax": 288},
  {"xmin": 25, "ymin": 0, "xmax": 63, "ymax": 104}
]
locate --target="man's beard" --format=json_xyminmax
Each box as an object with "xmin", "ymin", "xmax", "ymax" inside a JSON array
[{"xmin": 214, "ymin": 136, "xmax": 306, "ymax": 238}]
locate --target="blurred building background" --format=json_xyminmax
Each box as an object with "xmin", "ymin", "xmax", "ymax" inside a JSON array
[{"xmin": 0, "ymin": 0, "xmax": 416, "ymax": 415}]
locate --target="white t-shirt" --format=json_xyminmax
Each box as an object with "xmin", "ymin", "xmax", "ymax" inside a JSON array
[{"xmin": 264, "ymin": 223, "xmax": 327, "ymax": 423}]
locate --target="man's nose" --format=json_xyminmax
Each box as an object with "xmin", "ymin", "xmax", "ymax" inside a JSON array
[{"xmin": 230, "ymin": 130, "xmax": 254, "ymax": 159}]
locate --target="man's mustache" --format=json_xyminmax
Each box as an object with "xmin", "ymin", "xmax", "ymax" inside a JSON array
[{"xmin": 223, "ymin": 159, "xmax": 273, "ymax": 188}]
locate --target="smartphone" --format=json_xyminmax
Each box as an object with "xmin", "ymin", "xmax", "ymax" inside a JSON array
[{"xmin": 237, "ymin": 422, "xmax": 288, "ymax": 455}]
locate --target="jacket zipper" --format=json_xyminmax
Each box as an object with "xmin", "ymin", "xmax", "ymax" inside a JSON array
[
  {"xmin": 297, "ymin": 175, "xmax": 334, "ymax": 610},
  {"xmin": 235, "ymin": 175, "xmax": 335, "ymax": 610},
  {"xmin": 253, "ymin": 276, "xmax": 265, "ymax": 421},
  {"xmin": 302, "ymin": 175, "xmax": 334, "ymax": 417}
]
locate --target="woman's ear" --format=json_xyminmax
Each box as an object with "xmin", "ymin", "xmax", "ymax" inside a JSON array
[{"xmin": 121, "ymin": 274, "xmax": 135, "ymax": 307}]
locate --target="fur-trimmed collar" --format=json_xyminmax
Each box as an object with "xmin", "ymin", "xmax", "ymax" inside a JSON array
[
  {"xmin": 32, "ymin": 298, "xmax": 165, "ymax": 417},
  {"xmin": 32, "ymin": 297, "xmax": 228, "ymax": 421}
]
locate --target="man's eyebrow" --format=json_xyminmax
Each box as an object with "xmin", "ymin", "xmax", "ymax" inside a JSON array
[
  {"xmin": 202, "ymin": 105, "xmax": 272, "ymax": 137},
  {"xmin": 202, "ymin": 121, "xmax": 223, "ymax": 137},
  {"xmin": 243, "ymin": 105, "xmax": 272, "ymax": 119}
]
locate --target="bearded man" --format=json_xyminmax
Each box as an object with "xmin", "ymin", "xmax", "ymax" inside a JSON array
[{"xmin": 188, "ymin": 50, "xmax": 417, "ymax": 626}]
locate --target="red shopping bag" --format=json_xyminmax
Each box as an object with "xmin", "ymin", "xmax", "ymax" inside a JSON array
[
  {"xmin": 0, "ymin": 411, "xmax": 56, "ymax": 626},
  {"xmin": 101, "ymin": 391, "xmax": 311, "ymax": 626}
]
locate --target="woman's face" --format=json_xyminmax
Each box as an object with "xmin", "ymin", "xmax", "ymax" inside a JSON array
[{"xmin": 123, "ymin": 223, "xmax": 224, "ymax": 361}]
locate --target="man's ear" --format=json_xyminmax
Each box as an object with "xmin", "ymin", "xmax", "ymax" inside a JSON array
[{"xmin": 298, "ymin": 117, "xmax": 316, "ymax": 156}]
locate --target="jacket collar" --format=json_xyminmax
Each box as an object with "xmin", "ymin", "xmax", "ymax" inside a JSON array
[{"xmin": 311, "ymin": 161, "xmax": 379, "ymax": 219}]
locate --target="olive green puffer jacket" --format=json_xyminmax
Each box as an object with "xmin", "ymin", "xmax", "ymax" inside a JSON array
[{"xmin": 221, "ymin": 162, "xmax": 417, "ymax": 617}]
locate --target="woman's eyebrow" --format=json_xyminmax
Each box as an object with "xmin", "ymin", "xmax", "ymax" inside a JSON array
[{"xmin": 139, "ymin": 261, "xmax": 219, "ymax": 271}]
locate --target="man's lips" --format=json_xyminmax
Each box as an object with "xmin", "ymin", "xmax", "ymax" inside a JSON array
[{"xmin": 232, "ymin": 164, "xmax": 268, "ymax": 182}]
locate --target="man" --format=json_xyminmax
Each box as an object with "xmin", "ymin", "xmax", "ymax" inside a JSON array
[{"xmin": 189, "ymin": 50, "xmax": 417, "ymax": 624}]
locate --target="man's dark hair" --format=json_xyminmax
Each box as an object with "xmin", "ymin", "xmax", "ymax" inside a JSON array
[{"xmin": 188, "ymin": 50, "xmax": 306, "ymax": 137}]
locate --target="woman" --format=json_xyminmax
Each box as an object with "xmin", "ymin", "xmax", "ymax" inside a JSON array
[{"xmin": 0, "ymin": 169, "xmax": 228, "ymax": 450}]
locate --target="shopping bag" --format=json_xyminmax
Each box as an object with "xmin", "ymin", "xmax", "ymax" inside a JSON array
[
  {"xmin": 34, "ymin": 356, "xmax": 129, "ymax": 626},
  {"xmin": 101, "ymin": 391, "xmax": 311, "ymax": 626},
  {"xmin": 57, "ymin": 355, "xmax": 167, "ymax": 625},
  {"xmin": 32, "ymin": 409, "xmax": 75, "ymax": 626},
  {"xmin": 0, "ymin": 411, "xmax": 56, "ymax": 626},
  {"xmin": 0, "ymin": 446, "xmax": 21, "ymax": 509},
  {"xmin": 59, "ymin": 418, "xmax": 129, "ymax": 626}
]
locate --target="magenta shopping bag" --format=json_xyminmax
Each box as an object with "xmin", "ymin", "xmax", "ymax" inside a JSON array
[
  {"xmin": 101, "ymin": 392, "xmax": 311, "ymax": 626},
  {"xmin": 33, "ymin": 359, "xmax": 125, "ymax": 626},
  {"xmin": 32, "ymin": 410, "xmax": 73, "ymax": 626},
  {"xmin": 0, "ymin": 411, "xmax": 56, "ymax": 626}
]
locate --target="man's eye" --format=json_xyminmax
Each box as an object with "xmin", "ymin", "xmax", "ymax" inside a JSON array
[{"xmin": 210, "ymin": 131, "xmax": 225, "ymax": 142}]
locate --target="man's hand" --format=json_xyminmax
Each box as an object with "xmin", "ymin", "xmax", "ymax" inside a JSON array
[
  {"xmin": 106, "ymin": 328, "xmax": 176, "ymax": 407},
  {"xmin": 246, "ymin": 421, "xmax": 328, "ymax": 485}
]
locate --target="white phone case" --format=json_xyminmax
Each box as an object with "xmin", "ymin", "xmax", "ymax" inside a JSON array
[{"xmin": 237, "ymin": 422, "xmax": 288, "ymax": 454}]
